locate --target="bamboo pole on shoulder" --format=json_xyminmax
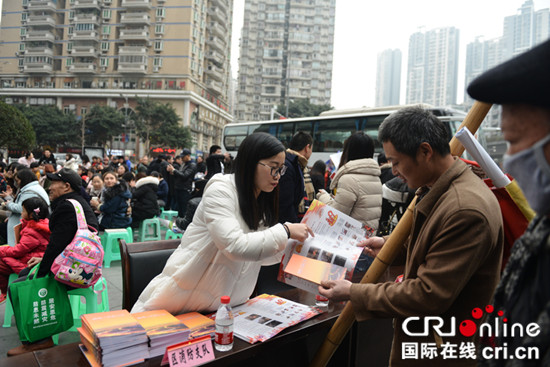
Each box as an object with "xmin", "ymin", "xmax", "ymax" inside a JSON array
[{"xmin": 309, "ymin": 101, "xmax": 493, "ymax": 367}]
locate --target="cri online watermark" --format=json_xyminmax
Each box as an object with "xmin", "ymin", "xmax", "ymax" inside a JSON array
[{"xmin": 401, "ymin": 305, "xmax": 540, "ymax": 361}]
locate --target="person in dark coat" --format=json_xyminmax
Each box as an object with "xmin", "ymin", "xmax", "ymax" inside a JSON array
[
  {"xmin": 7, "ymin": 168, "xmax": 99, "ymax": 356},
  {"xmin": 310, "ymin": 160, "xmax": 327, "ymax": 195},
  {"xmin": 146, "ymin": 154, "xmax": 165, "ymax": 176},
  {"xmin": 131, "ymin": 176, "xmax": 160, "ymax": 228},
  {"xmin": 91, "ymin": 171, "xmax": 132, "ymax": 230},
  {"xmin": 151, "ymin": 171, "xmax": 168, "ymax": 208},
  {"xmin": 468, "ymin": 39, "xmax": 550, "ymax": 366},
  {"xmin": 37, "ymin": 149, "xmax": 56, "ymax": 167},
  {"xmin": 196, "ymin": 155, "xmax": 206, "ymax": 174},
  {"xmin": 278, "ymin": 132, "xmax": 313, "ymax": 223},
  {"xmin": 205, "ymin": 145, "xmax": 227, "ymax": 180},
  {"xmin": 167, "ymin": 149, "xmax": 197, "ymax": 217}
]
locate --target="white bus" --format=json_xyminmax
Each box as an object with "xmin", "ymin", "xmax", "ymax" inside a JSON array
[{"xmin": 222, "ymin": 105, "xmax": 467, "ymax": 163}]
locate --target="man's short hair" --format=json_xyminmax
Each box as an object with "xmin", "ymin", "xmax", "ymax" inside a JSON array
[
  {"xmin": 378, "ymin": 106, "xmax": 450, "ymax": 158},
  {"xmin": 289, "ymin": 131, "xmax": 313, "ymax": 151},
  {"xmin": 209, "ymin": 145, "xmax": 221, "ymax": 155}
]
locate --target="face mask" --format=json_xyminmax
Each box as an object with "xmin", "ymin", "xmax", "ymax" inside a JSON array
[
  {"xmin": 503, "ymin": 134, "xmax": 550, "ymax": 216},
  {"xmin": 39, "ymin": 169, "xmax": 44, "ymax": 175}
]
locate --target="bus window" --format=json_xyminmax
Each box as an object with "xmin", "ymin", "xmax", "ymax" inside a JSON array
[
  {"xmin": 276, "ymin": 122, "xmax": 295, "ymax": 148},
  {"xmin": 313, "ymin": 119, "xmax": 357, "ymax": 152},
  {"xmin": 223, "ymin": 125, "xmax": 248, "ymax": 151},
  {"xmin": 250, "ymin": 123, "xmax": 278, "ymax": 135},
  {"xmin": 295, "ymin": 121, "xmax": 314, "ymax": 136},
  {"xmin": 363, "ymin": 115, "xmax": 387, "ymax": 153},
  {"xmin": 247, "ymin": 124, "xmax": 260, "ymax": 134}
]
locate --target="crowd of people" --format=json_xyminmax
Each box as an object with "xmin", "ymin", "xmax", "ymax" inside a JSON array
[{"xmin": 0, "ymin": 39, "xmax": 549, "ymax": 365}]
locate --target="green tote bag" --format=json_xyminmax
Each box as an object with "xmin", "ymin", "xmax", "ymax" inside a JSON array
[{"xmin": 9, "ymin": 264, "xmax": 74, "ymax": 342}]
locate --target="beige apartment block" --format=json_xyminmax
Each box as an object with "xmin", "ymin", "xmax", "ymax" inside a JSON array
[
  {"xmin": 0, "ymin": 0, "xmax": 233, "ymax": 157},
  {"xmin": 236, "ymin": 0, "xmax": 335, "ymax": 122}
]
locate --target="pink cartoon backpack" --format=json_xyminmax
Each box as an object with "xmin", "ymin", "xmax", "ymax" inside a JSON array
[{"xmin": 51, "ymin": 199, "xmax": 104, "ymax": 288}]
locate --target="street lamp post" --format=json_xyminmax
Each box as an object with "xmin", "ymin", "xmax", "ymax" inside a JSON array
[
  {"xmin": 119, "ymin": 93, "xmax": 129, "ymax": 154},
  {"xmin": 80, "ymin": 114, "xmax": 86, "ymax": 154}
]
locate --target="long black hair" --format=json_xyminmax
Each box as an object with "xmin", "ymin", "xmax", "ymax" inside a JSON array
[
  {"xmin": 233, "ymin": 132, "xmax": 285, "ymax": 230},
  {"xmin": 22, "ymin": 196, "xmax": 49, "ymax": 221},
  {"xmin": 338, "ymin": 131, "xmax": 375, "ymax": 168},
  {"xmin": 16, "ymin": 168, "xmax": 38, "ymax": 188}
]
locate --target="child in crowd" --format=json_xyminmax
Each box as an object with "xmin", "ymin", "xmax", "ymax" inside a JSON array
[{"xmin": 0, "ymin": 197, "xmax": 50, "ymax": 304}]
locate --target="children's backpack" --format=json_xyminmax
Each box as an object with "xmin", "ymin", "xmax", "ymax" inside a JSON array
[{"xmin": 51, "ymin": 199, "xmax": 104, "ymax": 288}]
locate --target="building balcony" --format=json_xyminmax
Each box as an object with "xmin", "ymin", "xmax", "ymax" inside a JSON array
[
  {"xmin": 24, "ymin": 47, "xmax": 54, "ymax": 56},
  {"xmin": 72, "ymin": 0, "xmax": 100, "ymax": 10},
  {"xmin": 70, "ymin": 46, "xmax": 99, "ymax": 57},
  {"xmin": 25, "ymin": 30, "xmax": 56, "ymax": 42},
  {"xmin": 121, "ymin": 0, "xmax": 152, "ymax": 9},
  {"xmin": 118, "ymin": 46, "xmax": 148, "ymax": 55},
  {"xmin": 119, "ymin": 28, "xmax": 149, "ymax": 40},
  {"xmin": 206, "ymin": 50, "xmax": 223, "ymax": 65},
  {"xmin": 205, "ymin": 64, "xmax": 224, "ymax": 81},
  {"xmin": 210, "ymin": 0, "xmax": 228, "ymax": 14},
  {"xmin": 23, "ymin": 63, "xmax": 53, "ymax": 74},
  {"xmin": 73, "ymin": 14, "xmax": 99, "ymax": 24},
  {"xmin": 118, "ymin": 62, "xmax": 147, "ymax": 74},
  {"xmin": 27, "ymin": 15, "xmax": 56, "ymax": 27},
  {"xmin": 120, "ymin": 13, "xmax": 151, "ymax": 25},
  {"xmin": 69, "ymin": 62, "xmax": 97, "ymax": 73},
  {"xmin": 208, "ymin": 21, "xmax": 225, "ymax": 38},
  {"xmin": 71, "ymin": 30, "xmax": 99, "ymax": 41},
  {"xmin": 206, "ymin": 79, "xmax": 223, "ymax": 94},
  {"xmin": 262, "ymin": 71, "xmax": 281, "ymax": 79},
  {"xmin": 206, "ymin": 36, "xmax": 225, "ymax": 52},
  {"xmin": 207, "ymin": 7, "xmax": 225, "ymax": 23},
  {"xmin": 27, "ymin": 0, "xmax": 56, "ymax": 12}
]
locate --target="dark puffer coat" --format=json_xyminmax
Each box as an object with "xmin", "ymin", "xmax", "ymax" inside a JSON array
[
  {"xmin": 99, "ymin": 179, "xmax": 132, "ymax": 229},
  {"xmin": 132, "ymin": 176, "xmax": 160, "ymax": 226}
]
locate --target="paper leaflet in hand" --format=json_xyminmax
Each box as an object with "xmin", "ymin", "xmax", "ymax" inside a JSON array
[{"xmin": 278, "ymin": 200, "xmax": 370, "ymax": 293}]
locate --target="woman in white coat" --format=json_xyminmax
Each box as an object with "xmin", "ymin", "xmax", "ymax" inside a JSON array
[
  {"xmin": 317, "ymin": 131, "xmax": 382, "ymax": 231},
  {"xmin": 132, "ymin": 133, "xmax": 313, "ymax": 314}
]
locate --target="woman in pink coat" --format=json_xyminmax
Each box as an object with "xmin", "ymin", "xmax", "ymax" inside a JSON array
[{"xmin": 0, "ymin": 197, "xmax": 50, "ymax": 303}]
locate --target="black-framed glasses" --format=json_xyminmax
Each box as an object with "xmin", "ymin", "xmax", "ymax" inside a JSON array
[{"xmin": 258, "ymin": 162, "xmax": 287, "ymax": 177}]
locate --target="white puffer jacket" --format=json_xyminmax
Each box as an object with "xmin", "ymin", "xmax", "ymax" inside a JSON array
[
  {"xmin": 317, "ymin": 158, "xmax": 382, "ymax": 230},
  {"xmin": 131, "ymin": 174, "xmax": 288, "ymax": 315}
]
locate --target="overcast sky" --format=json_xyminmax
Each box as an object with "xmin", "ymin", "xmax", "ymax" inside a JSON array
[{"xmin": 231, "ymin": 0, "xmax": 550, "ymax": 109}]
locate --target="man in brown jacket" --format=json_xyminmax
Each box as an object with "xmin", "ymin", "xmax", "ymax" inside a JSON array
[{"xmin": 319, "ymin": 106, "xmax": 504, "ymax": 366}]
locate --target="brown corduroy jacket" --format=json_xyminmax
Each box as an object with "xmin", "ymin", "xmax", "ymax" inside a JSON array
[{"xmin": 350, "ymin": 158, "xmax": 504, "ymax": 366}]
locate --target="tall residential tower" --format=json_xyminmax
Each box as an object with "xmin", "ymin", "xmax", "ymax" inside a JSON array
[
  {"xmin": 0, "ymin": 0, "xmax": 234, "ymax": 155},
  {"xmin": 235, "ymin": 0, "xmax": 336, "ymax": 122},
  {"xmin": 406, "ymin": 27, "xmax": 460, "ymax": 107},
  {"xmin": 375, "ymin": 49, "xmax": 401, "ymax": 107}
]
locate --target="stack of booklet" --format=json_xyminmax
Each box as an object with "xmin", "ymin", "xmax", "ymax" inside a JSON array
[
  {"xmin": 78, "ymin": 309, "xmax": 149, "ymax": 367},
  {"xmin": 132, "ymin": 310, "xmax": 191, "ymax": 357},
  {"xmin": 78, "ymin": 309, "xmax": 217, "ymax": 366}
]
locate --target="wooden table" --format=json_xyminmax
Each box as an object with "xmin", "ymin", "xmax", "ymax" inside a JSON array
[{"xmin": 2, "ymin": 289, "xmax": 352, "ymax": 367}]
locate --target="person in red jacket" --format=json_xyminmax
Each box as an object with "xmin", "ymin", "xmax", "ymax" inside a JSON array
[{"xmin": 0, "ymin": 196, "xmax": 50, "ymax": 303}]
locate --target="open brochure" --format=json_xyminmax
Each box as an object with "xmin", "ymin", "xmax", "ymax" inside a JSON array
[
  {"xmin": 232, "ymin": 294, "xmax": 323, "ymax": 344},
  {"xmin": 278, "ymin": 200, "xmax": 370, "ymax": 293}
]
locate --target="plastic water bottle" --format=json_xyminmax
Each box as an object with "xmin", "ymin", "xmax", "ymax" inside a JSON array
[{"xmin": 214, "ymin": 295, "xmax": 234, "ymax": 352}]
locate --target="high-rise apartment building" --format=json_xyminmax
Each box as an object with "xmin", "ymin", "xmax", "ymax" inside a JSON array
[
  {"xmin": 0, "ymin": 0, "xmax": 233, "ymax": 156},
  {"xmin": 501, "ymin": 0, "xmax": 550, "ymax": 60},
  {"xmin": 463, "ymin": 37, "xmax": 502, "ymax": 107},
  {"xmin": 406, "ymin": 27, "xmax": 459, "ymax": 107},
  {"xmin": 464, "ymin": 0, "xmax": 549, "ymax": 129},
  {"xmin": 375, "ymin": 49, "xmax": 401, "ymax": 107},
  {"xmin": 235, "ymin": 0, "xmax": 335, "ymax": 122}
]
